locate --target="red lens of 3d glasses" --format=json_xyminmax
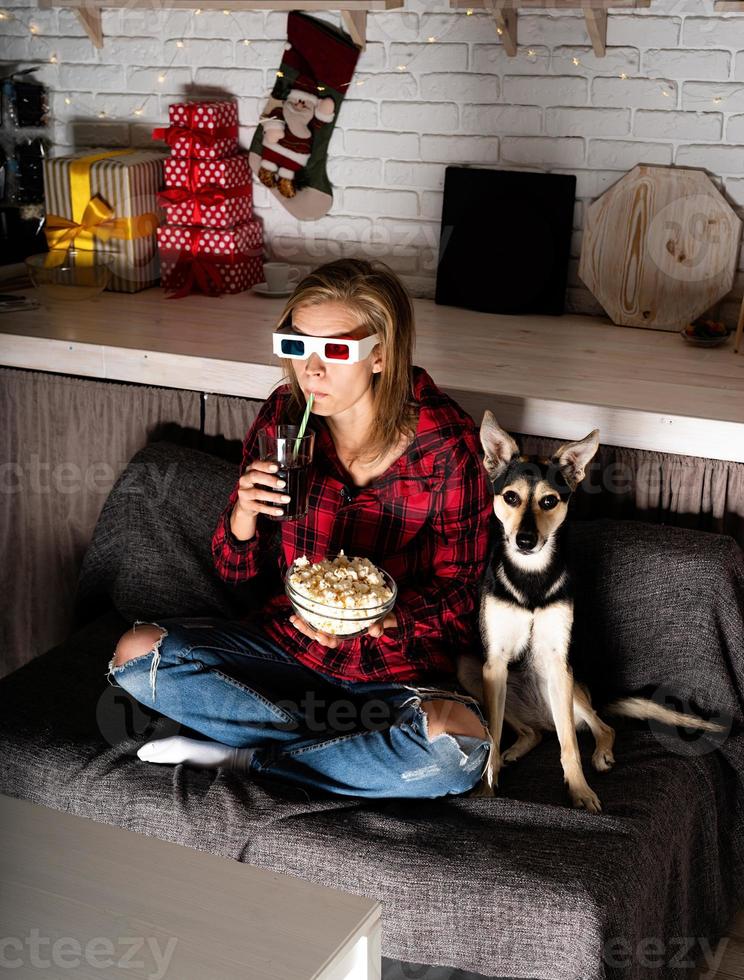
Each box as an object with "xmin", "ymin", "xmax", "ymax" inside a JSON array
[{"xmin": 323, "ymin": 342, "xmax": 351, "ymax": 360}]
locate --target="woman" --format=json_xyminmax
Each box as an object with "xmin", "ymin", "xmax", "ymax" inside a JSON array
[{"xmin": 107, "ymin": 258, "xmax": 494, "ymax": 798}]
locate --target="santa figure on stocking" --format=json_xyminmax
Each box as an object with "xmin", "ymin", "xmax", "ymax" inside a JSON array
[
  {"xmin": 258, "ymin": 73, "xmax": 336, "ymax": 199},
  {"xmin": 249, "ymin": 12, "xmax": 361, "ymax": 220}
]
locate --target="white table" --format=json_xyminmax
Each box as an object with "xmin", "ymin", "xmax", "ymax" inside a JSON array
[
  {"xmin": 1, "ymin": 287, "xmax": 743, "ymax": 462},
  {"xmin": 0, "ymin": 793, "xmax": 382, "ymax": 979}
]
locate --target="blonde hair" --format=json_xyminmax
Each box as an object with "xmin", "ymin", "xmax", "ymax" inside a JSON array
[{"xmin": 273, "ymin": 258, "xmax": 419, "ymax": 466}]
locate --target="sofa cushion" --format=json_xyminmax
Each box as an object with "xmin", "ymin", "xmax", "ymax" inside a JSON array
[{"xmin": 76, "ymin": 441, "xmax": 282, "ymax": 626}]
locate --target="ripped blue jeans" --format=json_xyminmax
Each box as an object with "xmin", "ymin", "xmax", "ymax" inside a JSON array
[{"xmin": 106, "ymin": 616, "xmax": 493, "ymax": 799}]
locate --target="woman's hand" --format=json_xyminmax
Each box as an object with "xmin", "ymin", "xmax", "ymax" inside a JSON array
[
  {"xmin": 230, "ymin": 459, "xmax": 291, "ymax": 542},
  {"xmin": 366, "ymin": 611, "xmax": 398, "ymax": 638},
  {"xmin": 236, "ymin": 459, "xmax": 291, "ymax": 520},
  {"xmin": 289, "ymin": 610, "xmax": 398, "ymax": 647}
]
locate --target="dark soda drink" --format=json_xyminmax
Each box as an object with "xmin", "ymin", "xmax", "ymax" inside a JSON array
[
  {"xmin": 268, "ymin": 460, "xmax": 310, "ymax": 521},
  {"xmin": 258, "ymin": 425, "xmax": 314, "ymax": 522}
]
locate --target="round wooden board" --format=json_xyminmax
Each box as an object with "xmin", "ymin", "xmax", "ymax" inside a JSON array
[{"xmin": 579, "ymin": 164, "xmax": 742, "ymax": 331}]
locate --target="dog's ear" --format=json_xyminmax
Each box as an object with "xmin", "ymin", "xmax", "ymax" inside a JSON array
[
  {"xmin": 480, "ymin": 410, "xmax": 519, "ymax": 481},
  {"xmin": 551, "ymin": 429, "xmax": 600, "ymax": 491}
]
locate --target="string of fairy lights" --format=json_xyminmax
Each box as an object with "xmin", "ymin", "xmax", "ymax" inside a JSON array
[{"xmin": 0, "ymin": 3, "xmax": 740, "ymax": 124}]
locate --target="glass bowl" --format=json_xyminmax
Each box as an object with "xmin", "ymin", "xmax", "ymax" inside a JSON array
[
  {"xmin": 679, "ymin": 320, "xmax": 732, "ymax": 347},
  {"xmin": 25, "ymin": 249, "xmax": 114, "ymax": 301},
  {"xmin": 285, "ymin": 555, "xmax": 397, "ymax": 639}
]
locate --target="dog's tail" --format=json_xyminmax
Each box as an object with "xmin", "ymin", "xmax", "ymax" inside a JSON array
[{"xmin": 603, "ymin": 697, "xmax": 726, "ymax": 733}]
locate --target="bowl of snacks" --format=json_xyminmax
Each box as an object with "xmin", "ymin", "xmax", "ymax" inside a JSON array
[
  {"xmin": 25, "ymin": 249, "xmax": 114, "ymax": 301},
  {"xmin": 680, "ymin": 317, "xmax": 732, "ymax": 347},
  {"xmin": 285, "ymin": 550, "xmax": 397, "ymax": 638}
]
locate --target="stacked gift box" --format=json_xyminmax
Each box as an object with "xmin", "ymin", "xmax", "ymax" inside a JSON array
[{"xmin": 154, "ymin": 100, "xmax": 264, "ymax": 298}]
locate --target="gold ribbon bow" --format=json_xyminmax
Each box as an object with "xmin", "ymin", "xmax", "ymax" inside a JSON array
[{"xmin": 45, "ymin": 195, "xmax": 153, "ymax": 252}]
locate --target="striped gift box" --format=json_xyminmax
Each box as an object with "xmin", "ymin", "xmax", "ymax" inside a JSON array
[{"xmin": 43, "ymin": 149, "xmax": 167, "ymax": 293}]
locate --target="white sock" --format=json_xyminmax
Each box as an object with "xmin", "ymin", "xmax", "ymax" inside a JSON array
[{"xmin": 137, "ymin": 735, "xmax": 255, "ymax": 773}]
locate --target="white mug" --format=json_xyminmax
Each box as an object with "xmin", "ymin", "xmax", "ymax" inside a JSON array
[{"xmin": 263, "ymin": 262, "xmax": 301, "ymax": 292}]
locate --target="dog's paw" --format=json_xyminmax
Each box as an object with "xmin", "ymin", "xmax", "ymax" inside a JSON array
[
  {"xmin": 592, "ymin": 748, "xmax": 615, "ymax": 772},
  {"xmin": 569, "ymin": 784, "xmax": 602, "ymax": 814},
  {"xmin": 501, "ymin": 747, "xmax": 519, "ymax": 765}
]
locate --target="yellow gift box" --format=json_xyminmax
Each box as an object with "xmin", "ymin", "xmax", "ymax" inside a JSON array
[{"xmin": 43, "ymin": 148, "xmax": 166, "ymax": 293}]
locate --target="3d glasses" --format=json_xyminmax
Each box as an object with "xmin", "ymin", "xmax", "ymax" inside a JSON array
[{"xmin": 272, "ymin": 323, "xmax": 378, "ymax": 364}]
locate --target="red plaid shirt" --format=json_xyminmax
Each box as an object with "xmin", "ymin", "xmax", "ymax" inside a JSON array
[{"xmin": 211, "ymin": 366, "xmax": 492, "ymax": 683}]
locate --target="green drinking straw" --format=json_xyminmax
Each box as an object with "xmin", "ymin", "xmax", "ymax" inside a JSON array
[{"xmin": 292, "ymin": 392, "xmax": 314, "ymax": 461}]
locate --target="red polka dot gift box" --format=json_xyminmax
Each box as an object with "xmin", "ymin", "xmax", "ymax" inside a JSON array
[
  {"xmin": 152, "ymin": 100, "xmax": 239, "ymax": 161},
  {"xmin": 157, "ymin": 219, "xmax": 264, "ymax": 298},
  {"xmin": 159, "ymin": 154, "xmax": 253, "ymax": 229}
]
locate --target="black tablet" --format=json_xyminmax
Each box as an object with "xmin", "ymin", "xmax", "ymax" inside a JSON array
[{"xmin": 435, "ymin": 166, "xmax": 577, "ymax": 316}]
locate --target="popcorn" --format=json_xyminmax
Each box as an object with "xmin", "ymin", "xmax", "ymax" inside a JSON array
[{"xmin": 286, "ymin": 550, "xmax": 394, "ymax": 636}]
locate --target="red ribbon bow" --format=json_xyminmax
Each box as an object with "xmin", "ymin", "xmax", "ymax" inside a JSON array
[
  {"xmin": 157, "ymin": 184, "xmax": 227, "ymax": 224},
  {"xmin": 152, "ymin": 103, "xmax": 237, "ymax": 156},
  {"xmin": 151, "ymin": 124, "xmax": 237, "ymax": 153},
  {"xmin": 164, "ymin": 229, "xmax": 225, "ymax": 300}
]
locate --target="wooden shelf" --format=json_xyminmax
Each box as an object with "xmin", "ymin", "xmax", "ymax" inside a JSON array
[
  {"xmin": 715, "ymin": 1, "xmax": 744, "ymax": 9},
  {"xmin": 37, "ymin": 0, "xmax": 403, "ymax": 49},
  {"xmin": 449, "ymin": 0, "xmax": 651, "ymax": 57},
  {"xmin": 1, "ymin": 290, "xmax": 743, "ymax": 462}
]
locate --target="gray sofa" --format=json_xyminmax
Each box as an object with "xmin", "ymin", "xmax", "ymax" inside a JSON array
[{"xmin": 2, "ymin": 440, "xmax": 744, "ymax": 980}]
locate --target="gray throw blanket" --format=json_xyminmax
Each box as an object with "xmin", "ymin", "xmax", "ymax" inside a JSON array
[{"xmin": 2, "ymin": 440, "xmax": 743, "ymax": 980}]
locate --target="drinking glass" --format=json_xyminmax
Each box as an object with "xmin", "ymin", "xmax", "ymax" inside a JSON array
[{"xmin": 257, "ymin": 425, "xmax": 315, "ymax": 521}]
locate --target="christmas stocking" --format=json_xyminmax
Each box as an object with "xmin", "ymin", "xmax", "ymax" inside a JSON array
[{"xmin": 248, "ymin": 11, "xmax": 360, "ymax": 221}]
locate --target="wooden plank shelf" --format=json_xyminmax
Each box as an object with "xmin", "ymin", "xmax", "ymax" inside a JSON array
[
  {"xmin": 36, "ymin": 0, "xmax": 403, "ymax": 49},
  {"xmin": 449, "ymin": 0, "xmax": 651, "ymax": 57},
  {"xmin": 1, "ymin": 289, "xmax": 743, "ymax": 462}
]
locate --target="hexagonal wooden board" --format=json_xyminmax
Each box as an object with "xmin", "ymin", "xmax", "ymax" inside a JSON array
[{"xmin": 579, "ymin": 164, "xmax": 742, "ymax": 331}]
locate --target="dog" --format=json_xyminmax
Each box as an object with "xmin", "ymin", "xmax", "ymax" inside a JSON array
[{"xmin": 457, "ymin": 410, "xmax": 725, "ymax": 813}]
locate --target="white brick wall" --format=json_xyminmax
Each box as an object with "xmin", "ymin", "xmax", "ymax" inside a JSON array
[{"xmin": 2, "ymin": 0, "xmax": 744, "ymax": 318}]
